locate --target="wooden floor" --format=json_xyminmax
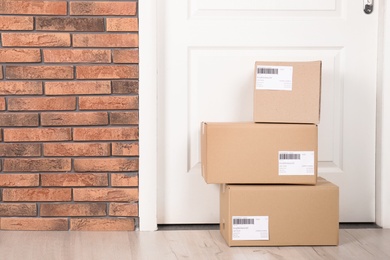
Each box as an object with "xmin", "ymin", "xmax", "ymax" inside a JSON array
[{"xmin": 0, "ymin": 228, "xmax": 389, "ymax": 259}]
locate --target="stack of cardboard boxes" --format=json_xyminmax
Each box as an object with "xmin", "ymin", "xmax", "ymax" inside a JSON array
[{"xmin": 201, "ymin": 61, "xmax": 339, "ymax": 246}]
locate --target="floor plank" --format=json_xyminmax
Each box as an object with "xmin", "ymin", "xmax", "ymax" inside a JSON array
[{"xmin": 0, "ymin": 229, "xmax": 390, "ymax": 260}]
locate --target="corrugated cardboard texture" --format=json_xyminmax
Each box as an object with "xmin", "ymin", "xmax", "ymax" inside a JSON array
[
  {"xmin": 253, "ymin": 61, "xmax": 321, "ymax": 124},
  {"xmin": 201, "ymin": 122, "xmax": 317, "ymax": 184},
  {"xmin": 220, "ymin": 178, "xmax": 339, "ymax": 246}
]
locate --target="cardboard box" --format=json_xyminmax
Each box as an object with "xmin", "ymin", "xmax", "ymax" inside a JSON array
[
  {"xmin": 220, "ymin": 178, "xmax": 339, "ymax": 246},
  {"xmin": 253, "ymin": 61, "xmax": 321, "ymax": 124},
  {"xmin": 201, "ymin": 122, "xmax": 317, "ymax": 184}
]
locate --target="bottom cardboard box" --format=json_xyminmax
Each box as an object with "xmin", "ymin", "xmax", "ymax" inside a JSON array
[{"xmin": 220, "ymin": 178, "xmax": 339, "ymax": 246}]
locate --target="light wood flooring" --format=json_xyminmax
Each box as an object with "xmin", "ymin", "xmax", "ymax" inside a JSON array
[{"xmin": 0, "ymin": 228, "xmax": 389, "ymax": 259}]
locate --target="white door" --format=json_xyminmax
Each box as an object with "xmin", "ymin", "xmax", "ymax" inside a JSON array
[{"xmin": 157, "ymin": 0, "xmax": 378, "ymax": 223}]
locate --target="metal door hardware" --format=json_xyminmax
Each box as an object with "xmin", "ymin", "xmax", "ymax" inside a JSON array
[{"xmin": 364, "ymin": 0, "xmax": 374, "ymax": 14}]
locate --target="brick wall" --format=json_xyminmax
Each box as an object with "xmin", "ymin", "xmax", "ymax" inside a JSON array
[{"xmin": 0, "ymin": 1, "xmax": 139, "ymax": 231}]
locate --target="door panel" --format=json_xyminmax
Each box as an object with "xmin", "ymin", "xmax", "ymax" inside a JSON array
[
  {"xmin": 190, "ymin": 0, "xmax": 339, "ymax": 15},
  {"xmin": 158, "ymin": 0, "xmax": 377, "ymax": 223}
]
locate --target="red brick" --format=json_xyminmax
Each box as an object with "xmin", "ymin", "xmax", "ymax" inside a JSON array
[
  {"xmin": 40, "ymin": 203, "xmax": 106, "ymax": 217},
  {"xmin": 0, "ymin": 67, "xmax": 3, "ymax": 79},
  {"xmin": 109, "ymin": 203, "xmax": 138, "ymax": 217},
  {"xmin": 112, "ymin": 49, "xmax": 139, "ymax": 64},
  {"xmin": 0, "ymin": 16, "xmax": 33, "ymax": 30},
  {"xmin": 8, "ymin": 97, "xmax": 76, "ymax": 111},
  {"xmin": 73, "ymin": 34, "xmax": 138, "ymax": 48},
  {"xmin": 3, "ymin": 128, "xmax": 71, "ymax": 142},
  {"xmin": 0, "ymin": 174, "xmax": 39, "ymax": 187},
  {"xmin": 45, "ymin": 81, "xmax": 111, "ymax": 95},
  {"xmin": 112, "ymin": 80, "xmax": 138, "ymax": 94},
  {"xmin": 36, "ymin": 17, "xmax": 104, "ymax": 31},
  {"xmin": 44, "ymin": 143, "xmax": 110, "ymax": 157},
  {"xmin": 41, "ymin": 112, "xmax": 108, "ymax": 126},
  {"xmin": 0, "ymin": 143, "xmax": 40, "ymax": 157},
  {"xmin": 0, "ymin": 143, "xmax": 41, "ymax": 156},
  {"xmin": 0, "ymin": 98, "xmax": 5, "ymax": 110},
  {"xmin": 73, "ymin": 188, "xmax": 138, "ymax": 202},
  {"xmin": 110, "ymin": 112, "xmax": 139, "ymax": 125},
  {"xmin": 6, "ymin": 66, "xmax": 74, "ymax": 80},
  {"xmin": 2, "ymin": 188, "xmax": 72, "ymax": 202},
  {"xmin": 43, "ymin": 49, "xmax": 111, "ymax": 63},
  {"xmin": 1, "ymin": 33, "xmax": 71, "ymax": 47},
  {"xmin": 41, "ymin": 173, "xmax": 108, "ymax": 187},
  {"xmin": 107, "ymin": 18, "xmax": 138, "ymax": 32},
  {"xmin": 111, "ymin": 173, "xmax": 138, "ymax": 187},
  {"xmin": 74, "ymin": 158, "xmax": 138, "ymax": 172},
  {"xmin": 73, "ymin": 127, "xmax": 138, "ymax": 141},
  {"xmin": 70, "ymin": 2, "xmax": 137, "ymax": 16},
  {"xmin": 0, "ymin": 113, "xmax": 39, "ymax": 127},
  {"xmin": 112, "ymin": 142, "xmax": 139, "ymax": 156},
  {"xmin": 0, "ymin": 204, "xmax": 37, "ymax": 217},
  {"xmin": 0, "ymin": 1, "xmax": 67, "ymax": 15},
  {"xmin": 79, "ymin": 96, "xmax": 138, "ymax": 110},
  {"xmin": 77, "ymin": 65, "xmax": 138, "ymax": 79},
  {"xmin": 0, "ymin": 49, "xmax": 41, "ymax": 63},
  {"xmin": 0, "ymin": 218, "xmax": 68, "ymax": 231},
  {"xmin": 3, "ymin": 158, "xmax": 71, "ymax": 172},
  {"xmin": 70, "ymin": 218, "xmax": 134, "ymax": 231},
  {"xmin": 0, "ymin": 82, "xmax": 43, "ymax": 95}
]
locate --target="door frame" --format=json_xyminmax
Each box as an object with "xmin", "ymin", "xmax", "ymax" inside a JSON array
[
  {"xmin": 138, "ymin": 0, "xmax": 390, "ymax": 231},
  {"xmin": 376, "ymin": 0, "xmax": 390, "ymax": 229}
]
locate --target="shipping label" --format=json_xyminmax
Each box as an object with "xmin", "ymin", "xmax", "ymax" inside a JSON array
[
  {"xmin": 278, "ymin": 151, "xmax": 315, "ymax": 175},
  {"xmin": 256, "ymin": 65, "xmax": 293, "ymax": 90},
  {"xmin": 232, "ymin": 216, "xmax": 269, "ymax": 240}
]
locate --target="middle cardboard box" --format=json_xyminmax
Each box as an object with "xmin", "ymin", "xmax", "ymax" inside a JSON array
[{"xmin": 201, "ymin": 122, "xmax": 317, "ymax": 185}]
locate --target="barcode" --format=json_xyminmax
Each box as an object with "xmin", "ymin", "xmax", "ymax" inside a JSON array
[
  {"xmin": 279, "ymin": 153, "xmax": 301, "ymax": 160},
  {"xmin": 257, "ymin": 68, "xmax": 279, "ymax": 74},
  {"xmin": 233, "ymin": 218, "xmax": 255, "ymax": 225}
]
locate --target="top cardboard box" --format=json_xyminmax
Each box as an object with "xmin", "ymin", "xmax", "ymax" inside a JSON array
[{"xmin": 254, "ymin": 61, "xmax": 322, "ymax": 124}]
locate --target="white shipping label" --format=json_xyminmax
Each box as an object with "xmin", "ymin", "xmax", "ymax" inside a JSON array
[
  {"xmin": 278, "ymin": 151, "xmax": 315, "ymax": 175},
  {"xmin": 256, "ymin": 65, "xmax": 293, "ymax": 91},
  {"xmin": 232, "ymin": 216, "xmax": 269, "ymax": 241}
]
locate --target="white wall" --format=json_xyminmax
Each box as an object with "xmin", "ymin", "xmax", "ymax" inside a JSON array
[
  {"xmin": 138, "ymin": 0, "xmax": 158, "ymax": 231},
  {"xmin": 376, "ymin": 0, "xmax": 390, "ymax": 228}
]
